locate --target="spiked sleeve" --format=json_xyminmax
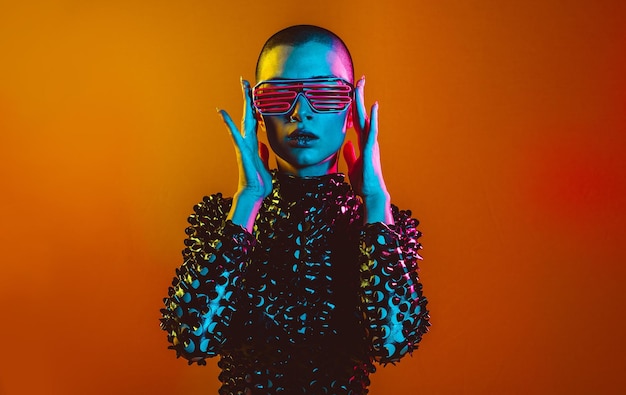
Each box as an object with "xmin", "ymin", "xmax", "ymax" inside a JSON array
[
  {"xmin": 160, "ymin": 194, "xmax": 254, "ymax": 365},
  {"xmin": 359, "ymin": 206, "xmax": 430, "ymax": 364}
]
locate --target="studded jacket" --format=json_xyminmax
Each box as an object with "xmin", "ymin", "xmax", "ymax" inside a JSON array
[{"xmin": 160, "ymin": 171, "xmax": 430, "ymax": 394}]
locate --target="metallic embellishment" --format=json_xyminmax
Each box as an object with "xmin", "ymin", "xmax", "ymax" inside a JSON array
[{"xmin": 161, "ymin": 171, "xmax": 429, "ymax": 394}]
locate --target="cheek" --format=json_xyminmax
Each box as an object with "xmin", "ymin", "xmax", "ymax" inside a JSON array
[
  {"xmin": 262, "ymin": 117, "xmax": 284, "ymax": 138},
  {"xmin": 261, "ymin": 117, "xmax": 287, "ymax": 153},
  {"xmin": 327, "ymin": 114, "xmax": 350, "ymax": 140}
]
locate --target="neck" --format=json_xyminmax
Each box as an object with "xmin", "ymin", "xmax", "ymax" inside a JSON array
[{"xmin": 276, "ymin": 155, "xmax": 339, "ymax": 177}]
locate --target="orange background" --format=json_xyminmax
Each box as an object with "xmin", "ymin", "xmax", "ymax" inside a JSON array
[{"xmin": 1, "ymin": 1, "xmax": 625, "ymax": 394}]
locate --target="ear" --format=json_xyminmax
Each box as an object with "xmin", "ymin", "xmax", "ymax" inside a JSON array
[
  {"xmin": 346, "ymin": 104, "xmax": 354, "ymax": 129},
  {"xmin": 257, "ymin": 111, "xmax": 266, "ymax": 130}
]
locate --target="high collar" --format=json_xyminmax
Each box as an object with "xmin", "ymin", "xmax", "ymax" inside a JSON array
[{"xmin": 273, "ymin": 170, "xmax": 348, "ymax": 200}]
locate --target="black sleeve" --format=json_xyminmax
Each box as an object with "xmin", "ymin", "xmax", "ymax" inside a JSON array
[
  {"xmin": 160, "ymin": 194, "xmax": 255, "ymax": 365},
  {"xmin": 359, "ymin": 206, "xmax": 430, "ymax": 364}
]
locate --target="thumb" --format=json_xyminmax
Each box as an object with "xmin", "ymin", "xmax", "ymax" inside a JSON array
[
  {"xmin": 259, "ymin": 142, "xmax": 270, "ymax": 170},
  {"xmin": 343, "ymin": 140, "xmax": 357, "ymax": 170}
]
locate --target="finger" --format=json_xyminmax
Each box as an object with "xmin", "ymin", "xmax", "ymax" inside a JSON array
[
  {"xmin": 353, "ymin": 76, "xmax": 369, "ymax": 135},
  {"xmin": 240, "ymin": 77, "xmax": 256, "ymax": 136},
  {"xmin": 343, "ymin": 140, "xmax": 357, "ymax": 170},
  {"xmin": 258, "ymin": 142, "xmax": 270, "ymax": 170},
  {"xmin": 365, "ymin": 102, "xmax": 379, "ymax": 151},
  {"xmin": 217, "ymin": 108, "xmax": 244, "ymax": 147}
]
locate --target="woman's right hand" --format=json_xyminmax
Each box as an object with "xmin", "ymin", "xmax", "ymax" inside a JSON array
[{"xmin": 218, "ymin": 77, "xmax": 272, "ymax": 232}]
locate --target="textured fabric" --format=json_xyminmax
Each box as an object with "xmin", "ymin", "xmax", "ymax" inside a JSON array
[{"xmin": 160, "ymin": 171, "xmax": 430, "ymax": 394}]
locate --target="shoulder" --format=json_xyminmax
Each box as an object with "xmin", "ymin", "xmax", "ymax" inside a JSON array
[
  {"xmin": 187, "ymin": 193, "xmax": 233, "ymax": 229},
  {"xmin": 391, "ymin": 205, "xmax": 420, "ymax": 229}
]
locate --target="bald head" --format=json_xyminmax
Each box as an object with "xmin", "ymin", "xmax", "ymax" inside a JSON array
[{"xmin": 255, "ymin": 25, "xmax": 354, "ymax": 83}]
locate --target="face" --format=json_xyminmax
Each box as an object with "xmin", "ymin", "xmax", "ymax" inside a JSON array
[{"xmin": 256, "ymin": 41, "xmax": 353, "ymax": 177}]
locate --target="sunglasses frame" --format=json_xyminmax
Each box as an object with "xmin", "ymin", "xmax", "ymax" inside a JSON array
[{"xmin": 252, "ymin": 77, "xmax": 354, "ymax": 116}]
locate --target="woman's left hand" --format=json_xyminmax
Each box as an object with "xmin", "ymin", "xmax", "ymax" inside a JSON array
[{"xmin": 343, "ymin": 76, "xmax": 394, "ymax": 224}]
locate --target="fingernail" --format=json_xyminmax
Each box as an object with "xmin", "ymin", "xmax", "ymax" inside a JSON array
[{"xmin": 240, "ymin": 76, "xmax": 250, "ymax": 88}]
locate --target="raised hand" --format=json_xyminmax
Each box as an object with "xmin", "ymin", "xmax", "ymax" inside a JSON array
[
  {"xmin": 343, "ymin": 76, "xmax": 394, "ymax": 224},
  {"xmin": 218, "ymin": 77, "xmax": 273, "ymax": 232}
]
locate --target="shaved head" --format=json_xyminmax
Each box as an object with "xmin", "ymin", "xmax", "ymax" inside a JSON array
[{"xmin": 255, "ymin": 25, "xmax": 354, "ymax": 83}]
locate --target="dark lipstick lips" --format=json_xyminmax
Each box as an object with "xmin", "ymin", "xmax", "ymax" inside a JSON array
[
  {"xmin": 288, "ymin": 129, "xmax": 318, "ymax": 140},
  {"xmin": 287, "ymin": 129, "xmax": 318, "ymax": 147}
]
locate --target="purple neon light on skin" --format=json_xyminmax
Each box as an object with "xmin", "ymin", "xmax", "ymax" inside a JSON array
[{"xmin": 219, "ymin": 40, "xmax": 393, "ymax": 228}]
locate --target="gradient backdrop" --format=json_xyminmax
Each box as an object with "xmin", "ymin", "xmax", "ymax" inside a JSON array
[{"xmin": 1, "ymin": 1, "xmax": 625, "ymax": 394}]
